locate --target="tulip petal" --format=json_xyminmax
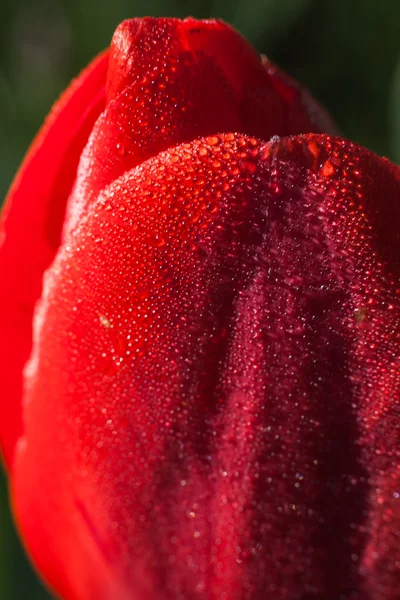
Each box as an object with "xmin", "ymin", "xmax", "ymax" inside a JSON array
[
  {"xmin": 0, "ymin": 51, "xmax": 109, "ymax": 469},
  {"xmin": 64, "ymin": 18, "xmax": 336, "ymax": 236},
  {"xmin": 12, "ymin": 132, "xmax": 400, "ymax": 599}
]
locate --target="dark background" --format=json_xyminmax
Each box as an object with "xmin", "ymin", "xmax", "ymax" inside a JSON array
[{"xmin": 0, "ymin": 0, "xmax": 399, "ymax": 597}]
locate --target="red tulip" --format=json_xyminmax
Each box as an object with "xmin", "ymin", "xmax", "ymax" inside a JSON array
[{"xmin": 1, "ymin": 16, "xmax": 400, "ymax": 600}]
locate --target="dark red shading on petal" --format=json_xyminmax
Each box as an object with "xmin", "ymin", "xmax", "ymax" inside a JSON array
[
  {"xmin": 261, "ymin": 56, "xmax": 340, "ymax": 135},
  {"xmin": 12, "ymin": 133, "xmax": 400, "ymax": 599},
  {"xmin": 64, "ymin": 18, "xmax": 336, "ymax": 236},
  {"xmin": 0, "ymin": 50, "xmax": 108, "ymax": 470}
]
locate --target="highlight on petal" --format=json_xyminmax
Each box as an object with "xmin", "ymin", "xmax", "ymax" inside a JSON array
[
  {"xmin": 12, "ymin": 132, "xmax": 400, "ymax": 599},
  {"xmin": 0, "ymin": 50, "xmax": 109, "ymax": 469}
]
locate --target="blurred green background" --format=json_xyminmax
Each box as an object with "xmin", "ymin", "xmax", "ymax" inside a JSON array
[{"xmin": 0, "ymin": 0, "xmax": 399, "ymax": 597}]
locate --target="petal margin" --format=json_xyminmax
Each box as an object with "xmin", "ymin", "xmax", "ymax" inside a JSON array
[
  {"xmin": 0, "ymin": 50, "xmax": 109, "ymax": 469},
  {"xmin": 12, "ymin": 132, "xmax": 400, "ymax": 599}
]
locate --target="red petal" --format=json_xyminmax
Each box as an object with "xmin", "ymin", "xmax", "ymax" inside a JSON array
[
  {"xmin": 13, "ymin": 133, "xmax": 400, "ymax": 598},
  {"xmin": 0, "ymin": 50, "xmax": 108, "ymax": 469},
  {"xmin": 64, "ymin": 18, "xmax": 335, "ymax": 236}
]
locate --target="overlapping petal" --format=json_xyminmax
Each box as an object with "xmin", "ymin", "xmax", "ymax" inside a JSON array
[
  {"xmin": 12, "ymin": 132, "xmax": 400, "ymax": 599},
  {"xmin": 64, "ymin": 18, "xmax": 337, "ymax": 235}
]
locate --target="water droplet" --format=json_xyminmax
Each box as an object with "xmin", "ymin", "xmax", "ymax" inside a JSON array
[
  {"xmin": 321, "ymin": 160, "xmax": 335, "ymax": 177},
  {"xmin": 99, "ymin": 314, "xmax": 112, "ymax": 328}
]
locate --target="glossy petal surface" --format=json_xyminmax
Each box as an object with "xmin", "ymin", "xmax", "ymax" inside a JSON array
[
  {"xmin": 13, "ymin": 133, "xmax": 400, "ymax": 599},
  {"xmin": 0, "ymin": 50, "xmax": 109, "ymax": 469}
]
